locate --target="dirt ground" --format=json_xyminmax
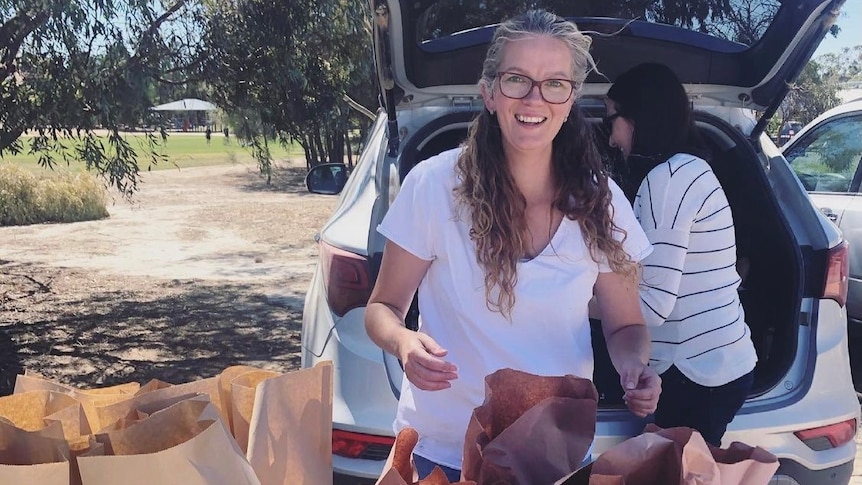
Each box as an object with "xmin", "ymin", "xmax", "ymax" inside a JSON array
[{"xmin": 0, "ymin": 160, "xmax": 337, "ymax": 395}]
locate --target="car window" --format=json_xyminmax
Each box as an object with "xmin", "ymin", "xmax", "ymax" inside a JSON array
[
  {"xmin": 418, "ymin": 0, "xmax": 778, "ymax": 45},
  {"xmin": 784, "ymin": 114, "xmax": 862, "ymax": 193},
  {"xmin": 338, "ymin": 114, "xmax": 386, "ymax": 204}
]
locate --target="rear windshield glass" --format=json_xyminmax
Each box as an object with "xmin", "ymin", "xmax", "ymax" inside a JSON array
[{"xmin": 416, "ymin": 0, "xmax": 781, "ymax": 46}]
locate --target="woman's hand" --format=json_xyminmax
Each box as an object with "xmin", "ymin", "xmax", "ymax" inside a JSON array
[
  {"xmin": 398, "ymin": 331, "xmax": 459, "ymax": 391},
  {"xmin": 619, "ymin": 361, "xmax": 661, "ymax": 417}
]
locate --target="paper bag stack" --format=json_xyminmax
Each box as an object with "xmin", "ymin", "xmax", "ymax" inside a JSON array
[
  {"xmin": 556, "ymin": 423, "xmax": 781, "ymax": 484},
  {"xmin": 377, "ymin": 368, "xmax": 780, "ymax": 485},
  {"xmin": 0, "ymin": 362, "xmax": 333, "ymax": 485}
]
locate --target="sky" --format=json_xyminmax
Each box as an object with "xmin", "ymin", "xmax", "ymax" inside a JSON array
[{"xmin": 813, "ymin": 1, "xmax": 862, "ymax": 57}]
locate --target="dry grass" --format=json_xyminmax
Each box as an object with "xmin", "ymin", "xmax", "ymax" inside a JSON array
[{"xmin": 0, "ymin": 166, "xmax": 109, "ymax": 226}]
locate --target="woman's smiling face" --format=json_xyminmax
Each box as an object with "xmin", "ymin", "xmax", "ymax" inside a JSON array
[{"xmin": 482, "ymin": 34, "xmax": 575, "ymax": 161}]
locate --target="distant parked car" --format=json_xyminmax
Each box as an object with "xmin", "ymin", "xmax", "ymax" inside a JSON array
[
  {"xmin": 777, "ymin": 120, "xmax": 803, "ymax": 146},
  {"xmin": 781, "ymin": 99, "xmax": 862, "ymax": 386},
  {"xmin": 303, "ymin": 1, "xmax": 857, "ymax": 484}
]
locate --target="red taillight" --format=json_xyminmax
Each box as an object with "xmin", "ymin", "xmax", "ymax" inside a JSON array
[
  {"xmin": 332, "ymin": 430, "xmax": 394, "ymax": 459},
  {"xmin": 794, "ymin": 418, "xmax": 856, "ymax": 450},
  {"xmin": 823, "ymin": 240, "xmax": 849, "ymax": 307},
  {"xmin": 320, "ymin": 241, "xmax": 372, "ymax": 316}
]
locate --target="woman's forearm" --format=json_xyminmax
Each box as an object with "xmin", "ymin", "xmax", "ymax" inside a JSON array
[
  {"xmin": 605, "ymin": 322, "xmax": 651, "ymax": 373},
  {"xmin": 365, "ymin": 301, "xmax": 411, "ymax": 359}
]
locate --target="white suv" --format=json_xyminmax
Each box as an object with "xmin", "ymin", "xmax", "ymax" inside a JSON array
[
  {"xmin": 782, "ymin": 99, "xmax": 862, "ymax": 390},
  {"xmin": 302, "ymin": 1, "xmax": 858, "ymax": 483}
]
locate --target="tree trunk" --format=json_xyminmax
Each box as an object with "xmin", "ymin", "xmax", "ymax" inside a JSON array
[
  {"xmin": 301, "ymin": 134, "xmax": 315, "ymax": 169},
  {"xmin": 311, "ymin": 128, "xmax": 325, "ymax": 166},
  {"xmin": 345, "ymin": 134, "xmax": 353, "ymax": 168}
]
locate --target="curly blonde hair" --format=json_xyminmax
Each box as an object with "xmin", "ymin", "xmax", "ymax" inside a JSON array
[{"xmin": 454, "ymin": 9, "xmax": 636, "ymax": 318}]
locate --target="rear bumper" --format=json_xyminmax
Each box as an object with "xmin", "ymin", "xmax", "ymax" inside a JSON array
[
  {"xmin": 772, "ymin": 457, "xmax": 853, "ymax": 484},
  {"xmin": 334, "ymin": 472, "xmax": 378, "ymax": 485},
  {"xmin": 333, "ymin": 455, "xmax": 387, "ymax": 480},
  {"xmin": 724, "ymin": 300, "xmax": 858, "ymax": 484}
]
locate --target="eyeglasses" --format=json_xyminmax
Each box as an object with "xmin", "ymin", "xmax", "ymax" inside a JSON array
[
  {"xmin": 495, "ymin": 72, "xmax": 577, "ymax": 104},
  {"xmin": 602, "ymin": 113, "xmax": 622, "ymax": 132}
]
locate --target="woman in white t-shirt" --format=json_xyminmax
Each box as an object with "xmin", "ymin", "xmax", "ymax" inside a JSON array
[
  {"xmin": 365, "ymin": 10, "xmax": 661, "ymax": 481},
  {"xmin": 604, "ymin": 62, "xmax": 757, "ymax": 446}
]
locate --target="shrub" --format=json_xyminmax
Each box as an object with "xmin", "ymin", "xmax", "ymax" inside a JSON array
[{"xmin": 0, "ymin": 166, "xmax": 109, "ymax": 226}]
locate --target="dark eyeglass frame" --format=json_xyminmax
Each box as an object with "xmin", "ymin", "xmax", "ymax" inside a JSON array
[
  {"xmin": 495, "ymin": 71, "xmax": 577, "ymax": 104},
  {"xmin": 602, "ymin": 113, "xmax": 622, "ymax": 131}
]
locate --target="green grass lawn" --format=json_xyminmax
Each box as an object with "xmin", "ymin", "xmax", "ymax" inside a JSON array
[{"xmin": 0, "ymin": 132, "xmax": 305, "ymax": 175}]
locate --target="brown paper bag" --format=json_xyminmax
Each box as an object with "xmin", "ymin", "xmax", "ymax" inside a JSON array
[
  {"xmin": 646, "ymin": 426, "xmax": 779, "ymax": 485},
  {"xmin": 556, "ymin": 425, "xmax": 779, "ymax": 485},
  {"xmin": 461, "ymin": 368, "xmax": 598, "ymax": 484},
  {"xmin": 217, "ymin": 365, "xmax": 263, "ymax": 434},
  {"xmin": 14, "ymin": 373, "xmax": 140, "ymax": 401},
  {"xmin": 0, "ymin": 390, "xmax": 88, "ymax": 439},
  {"xmin": 0, "ymin": 417, "xmax": 71, "ymax": 485},
  {"xmin": 4, "ymin": 363, "xmax": 336, "ymax": 485},
  {"xmin": 570, "ymin": 430, "xmax": 701, "ymax": 484},
  {"xmin": 94, "ymin": 376, "xmax": 222, "ymax": 431},
  {"xmin": 375, "ymin": 428, "xmax": 476, "ymax": 485},
  {"xmin": 14, "ymin": 373, "xmax": 139, "ymax": 434},
  {"xmin": 245, "ymin": 361, "xmax": 333, "ymax": 485},
  {"xmin": 0, "ymin": 461, "xmax": 69, "ymax": 485},
  {"xmin": 77, "ymin": 398, "xmax": 260, "ymax": 485},
  {"xmin": 229, "ymin": 369, "xmax": 280, "ymax": 453}
]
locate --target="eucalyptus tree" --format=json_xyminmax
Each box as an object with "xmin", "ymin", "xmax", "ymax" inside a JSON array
[
  {"xmin": 784, "ymin": 61, "xmax": 841, "ymax": 124},
  {"xmin": 202, "ymin": 0, "xmax": 375, "ymax": 179},
  {"xmin": 816, "ymin": 45, "xmax": 862, "ymax": 84},
  {"xmin": 1, "ymin": 0, "xmax": 207, "ymax": 196}
]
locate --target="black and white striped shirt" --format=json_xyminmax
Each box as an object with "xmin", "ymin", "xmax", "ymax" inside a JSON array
[{"xmin": 634, "ymin": 153, "xmax": 757, "ymax": 387}]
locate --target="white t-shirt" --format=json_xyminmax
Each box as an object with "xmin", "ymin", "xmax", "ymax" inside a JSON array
[
  {"xmin": 377, "ymin": 147, "xmax": 652, "ymax": 469},
  {"xmin": 634, "ymin": 153, "xmax": 757, "ymax": 387}
]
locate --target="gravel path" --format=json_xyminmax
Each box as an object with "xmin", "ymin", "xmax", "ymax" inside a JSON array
[{"xmin": 0, "ymin": 160, "xmax": 336, "ymax": 394}]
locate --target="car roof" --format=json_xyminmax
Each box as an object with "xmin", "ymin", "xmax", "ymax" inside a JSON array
[{"xmin": 372, "ymin": 0, "xmax": 846, "ymax": 114}]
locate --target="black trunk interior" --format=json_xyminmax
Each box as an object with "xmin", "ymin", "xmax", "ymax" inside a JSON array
[{"xmin": 400, "ymin": 108, "xmax": 800, "ymax": 407}]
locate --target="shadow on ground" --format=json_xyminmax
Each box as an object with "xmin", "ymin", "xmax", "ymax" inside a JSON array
[
  {"xmin": 233, "ymin": 161, "xmax": 317, "ymax": 196},
  {"xmin": 0, "ymin": 328, "xmax": 24, "ymax": 395},
  {"xmin": 1, "ymin": 261, "xmax": 303, "ymax": 395}
]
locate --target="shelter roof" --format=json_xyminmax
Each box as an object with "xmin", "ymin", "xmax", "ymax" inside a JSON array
[{"xmin": 151, "ymin": 98, "xmax": 217, "ymax": 111}]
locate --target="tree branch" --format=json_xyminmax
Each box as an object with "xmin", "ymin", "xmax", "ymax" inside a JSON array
[
  {"xmin": 0, "ymin": 11, "xmax": 51, "ymax": 80},
  {"xmin": 128, "ymin": 0, "xmax": 190, "ymax": 67}
]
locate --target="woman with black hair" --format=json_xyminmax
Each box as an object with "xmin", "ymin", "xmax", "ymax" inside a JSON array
[{"xmin": 605, "ymin": 62, "xmax": 757, "ymax": 447}]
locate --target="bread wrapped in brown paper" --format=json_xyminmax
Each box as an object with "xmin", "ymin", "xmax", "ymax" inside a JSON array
[
  {"xmin": 461, "ymin": 368, "xmax": 598, "ymax": 484},
  {"xmin": 555, "ymin": 424, "xmax": 779, "ymax": 485},
  {"xmin": 375, "ymin": 427, "xmax": 476, "ymax": 485}
]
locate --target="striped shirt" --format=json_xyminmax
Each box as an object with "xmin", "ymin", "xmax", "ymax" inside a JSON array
[{"xmin": 634, "ymin": 153, "xmax": 757, "ymax": 387}]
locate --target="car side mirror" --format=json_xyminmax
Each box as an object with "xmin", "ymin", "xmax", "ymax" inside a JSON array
[{"xmin": 306, "ymin": 163, "xmax": 348, "ymax": 195}]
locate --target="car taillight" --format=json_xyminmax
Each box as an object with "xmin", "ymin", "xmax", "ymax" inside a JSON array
[
  {"xmin": 320, "ymin": 241, "xmax": 372, "ymax": 317},
  {"xmin": 332, "ymin": 429, "xmax": 394, "ymax": 459},
  {"xmin": 823, "ymin": 240, "xmax": 849, "ymax": 307},
  {"xmin": 794, "ymin": 418, "xmax": 856, "ymax": 450}
]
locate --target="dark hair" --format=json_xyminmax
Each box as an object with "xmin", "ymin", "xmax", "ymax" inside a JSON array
[
  {"xmin": 606, "ymin": 62, "xmax": 708, "ymax": 201},
  {"xmin": 606, "ymin": 62, "xmax": 707, "ymax": 160},
  {"xmin": 454, "ymin": 9, "xmax": 635, "ymax": 317}
]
